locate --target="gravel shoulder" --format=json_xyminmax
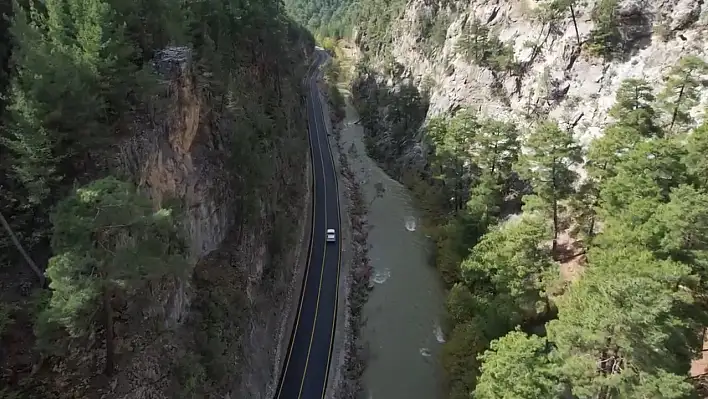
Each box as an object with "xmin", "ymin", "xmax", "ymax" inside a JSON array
[{"xmin": 318, "ymin": 83, "xmax": 372, "ymax": 399}]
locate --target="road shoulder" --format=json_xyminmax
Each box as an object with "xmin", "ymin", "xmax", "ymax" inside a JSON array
[
  {"xmin": 318, "ymin": 80, "xmax": 372, "ymax": 399},
  {"xmin": 267, "ymin": 74, "xmax": 315, "ymax": 399}
]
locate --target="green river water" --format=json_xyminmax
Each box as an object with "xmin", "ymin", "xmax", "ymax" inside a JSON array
[{"xmin": 340, "ymin": 97, "xmax": 447, "ymax": 399}]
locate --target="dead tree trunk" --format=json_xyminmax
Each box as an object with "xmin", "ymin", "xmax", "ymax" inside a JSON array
[
  {"xmin": 0, "ymin": 210, "xmax": 45, "ymax": 286},
  {"xmin": 104, "ymin": 287, "xmax": 115, "ymax": 376},
  {"xmin": 570, "ymin": 3, "xmax": 581, "ymax": 45}
]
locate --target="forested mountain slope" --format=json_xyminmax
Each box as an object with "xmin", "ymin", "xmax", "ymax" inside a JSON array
[
  {"xmin": 300, "ymin": 0, "xmax": 708, "ymax": 398},
  {"xmin": 0, "ymin": 0, "xmax": 314, "ymax": 397},
  {"xmin": 283, "ymin": 0, "xmax": 357, "ymax": 37}
]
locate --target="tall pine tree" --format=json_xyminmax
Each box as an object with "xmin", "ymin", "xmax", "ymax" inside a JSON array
[{"xmin": 39, "ymin": 177, "xmax": 189, "ymax": 375}]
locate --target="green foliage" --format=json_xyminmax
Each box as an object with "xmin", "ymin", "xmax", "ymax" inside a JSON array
[
  {"xmin": 0, "ymin": 388, "xmax": 21, "ymax": 399},
  {"xmin": 462, "ymin": 214, "xmax": 554, "ymax": 306},
  {"xmin": 350, "ymin": 13, "xmax": 708, "ymax": 394},
  {"xmin": 609, "ymin": 78, "xmax": 661, "ymax": 136},
  {"xmin": 323, "ymin": 58, "xmax": 346, "ymax": 119},
  {"xmin": 0, "ymin": 0, "xmax": 11, "ymax": 114},
  {"xmin": 442, "ymin": 321, "xmax": 488, "ymax": 399},
  {"xmin": 585, "ymin": 0, "xmax": 621, "ymax": 58},
  {"xmin": 684, "ymin": 121, "xmax": 708, "ymax": 187},
  {"xmin": 658, "ymin": 55, "xmax": 708, "ymax": 134},
  {"xmin": 413, "ymin": 110, "xmax": 523, "ymax": 286},
  {"xmin": 0, "ymin": 0, "xmax": 189, "ymax": 265},
  {"xmin": 0, "ymin": 0, "xmax": 312, "ymax": 392},
  {"xmin": 443, "ymin": 291, "xmax": 524, "ymax": 398},
  {"xmin": 651, "ymin": 186, "xmax": 708, "ymax": 278},
  {"xmin": 586, "ymin": 77, "xmax": 666, "ymax": 185},
  {"xmin": 420, "ymin": 11, "xmax": 451, "ymax": 55},
  {"xmin": 476, "ymin": 330, "xmax": 562, "ymax": 399},
  {"xmin": 515, "ymin": 120, "xmax": 582, "ymax": 245},
  {"xmin": 37, "ymin": 178, "xmax": 189, "ymax": 357},
  {"xmin": 436, "ymin": 71, "xmax": 708, "ymax": 398},
  {"xmin": 355, "ymin": 0, "xmax": 409, "ymax": 54},
  {"xmin": 426, "ymin": 110, "xmax": 520, "ymax": 215},
  {"xmin": 547, "ymin": 246, "xmax": 698, "ymax": 398},
  {"xmin": 533, "ymin": 0, "xmax": 576, "ymax": 21},
  {"xmin": 471, "ymin": 119, "xmax": 520, "ymax": 177},
  {"xmin": 456, "ymin": 19, "xmax": 518, "ymax": 73},
  {"xmin": 283, "ymin": 0, "xmax": 355, "ymax": 38},
  {"xmin": 3, "ymin": 0, "xmax": 150, "ymax": 203},
  {"xmin": 175, "ymin": 351, "xmax": 207, "ymax": 398},
  {"xmin": 440, "ymin": 212, "xmax": 554, "ymax": 396}
]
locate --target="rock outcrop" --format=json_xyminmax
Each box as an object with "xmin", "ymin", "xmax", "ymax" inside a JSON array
[
  {"xmin": 96, "ymin": 45, "xmax": 313, "ymax": 398},
  {"xmin": 355, "ymin": 0, "xmax": 708, "ymax": 164}
]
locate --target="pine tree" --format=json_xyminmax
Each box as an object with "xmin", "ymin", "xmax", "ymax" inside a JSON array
[
  {"xmin": 476, "ymin": 330, "xmax": 562, "ymax": 399},
  {"xmin": 547, "ymin": 246, "xmax": 699, "ymax": 398},
  {"xmin": 427, "ymin": 111, "xmax": 477, "ymax": 212},
  {"xmin": 611, "ymin": 138, "xmax": 687, "ymax": 199},
  {"xmin": 609, "ymin": 78, "xmax": 661, "ymax": 137},
  {"xmin": 470, "ymin": 118, "xmax": 520, "ymax": 178},
  {"xmin": 683, "ymin": 121, "xmax": 708, "ymax": 188},
  {"xmin": 586, "ymin": 0, "xmax": 620, "ymax": 58},
  {"xmin": 68, "ymin": 0, "xmax": 152, "ymax": 123},
  {"xmin": 586, "ymin": 123, "xmax": 644, "ymax": 181},
  {"xmin": 39, "ymin": 177, "xmax": 189, "ymax": 375},
  {"xmin": 650, "ymin": 185, "xmax": 708, "ymax": 288},
  {"xmin": 515, "ymin": 120, "xmax": 582, "ymax": 252},
  {"xmin": 3, "ymin": 1, "xmax": 72, "ymax": 203},
  {"xmin": 461, "ymin": 214, "xmax": 554, "ymax": 309},
  {"xmin": 535, "ymin": 0, "xmax": 581, "ymax": 45},
  {"xmin": 456, "ymin": 18, "xmax": 490, "ymax": 64},
  {"xmin": 658, "ymin": 55, "xmax": 708, "ymax": 134}
]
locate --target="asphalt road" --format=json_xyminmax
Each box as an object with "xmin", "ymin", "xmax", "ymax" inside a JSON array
[{"xmin": 275, "ymin": 49, "xmax": 342, "ymax": 399}]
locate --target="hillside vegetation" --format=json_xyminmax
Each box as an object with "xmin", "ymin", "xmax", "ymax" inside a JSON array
[
  {"xmin": 353, "ymin": 54, "xmax": 708, "ymax": 398},
  {"xmin": 283, "ymin": 0, "xmax": 357, "ymax": 37},
  {"xmin": 289, "ymin": 0, "xmax": 708, "ymax": 397},
  {"xmin": 283, "ymin": 0, "xmax": 413, "ymax": 43},
  {"xmin": 0, "ymin": 0, "xmax": 313, "ymax": 396}
]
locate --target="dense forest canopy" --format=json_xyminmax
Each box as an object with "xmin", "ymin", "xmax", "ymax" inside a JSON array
[
  {"xmin": 0, "ymin": 0, "xmax": 313, "ymax": 395},
  {"xmin": 283, "ymin": 0, "xmax": 357, "ymax": 37},
  {"xmin": 282, "ymin": 0, "xmax": 411, "ymax": 44}
]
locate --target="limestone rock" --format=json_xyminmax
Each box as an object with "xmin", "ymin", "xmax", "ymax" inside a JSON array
[{"xmin": 367, "ymin": 0, "xmax": 708, "ymax": 149}]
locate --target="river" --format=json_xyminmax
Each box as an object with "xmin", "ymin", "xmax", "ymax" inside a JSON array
[{"xmin": 339, "ymin": 95, "xmax": 447, "ymax": 399}]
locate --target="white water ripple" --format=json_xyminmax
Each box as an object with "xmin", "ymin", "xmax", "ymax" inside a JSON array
[
  {"xmin": 404, "ymin": 216, "xmax": 417, "ymax": 232},
  {"xmin": 371, "ymin": 268, "xmax": 391, "ymax": 284},
  {"xmin": 434, "ymin": 322, "xmax": 446, "ymax": 343}
]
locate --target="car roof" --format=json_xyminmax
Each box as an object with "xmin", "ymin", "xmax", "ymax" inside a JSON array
[{"xmin": 327, "ymin": 228, "xmax": 335, "ymax": 232}]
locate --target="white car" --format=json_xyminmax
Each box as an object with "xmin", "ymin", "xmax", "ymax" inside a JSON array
[{"xmin": 326, "ymin": 228, "xmax": 336, "ymax": 243}]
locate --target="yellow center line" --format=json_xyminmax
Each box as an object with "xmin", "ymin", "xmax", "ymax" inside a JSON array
[
  {"xmin": 297, "ymin": 66, "xmax": 330, "ymax": 399},
  {"xmin": 275, "ymin": 54, "xmax": 321, "ymax": 399}
]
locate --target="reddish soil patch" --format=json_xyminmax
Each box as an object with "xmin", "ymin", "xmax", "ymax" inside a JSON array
[
  {"xmin": 555, "ymin": 231, "xmax": 587, "ymax": 283},
  {"xmin": 691, "ymin": 331, "xmax": 708, "ymax": 378}
]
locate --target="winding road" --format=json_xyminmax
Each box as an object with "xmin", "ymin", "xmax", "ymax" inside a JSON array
[{"xmin": 275, "ymin": 49, "xmax": 343, "ymax": 399}]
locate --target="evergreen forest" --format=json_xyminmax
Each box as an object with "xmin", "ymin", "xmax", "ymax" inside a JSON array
[{"xmin": 0, "ymin": 0, "xmax": 313, "ymax": 396}]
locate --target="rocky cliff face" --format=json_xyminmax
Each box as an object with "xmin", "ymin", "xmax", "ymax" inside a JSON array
[
  {"xmin": 119, "ymin": 48, "xmax": 228, "ymax": 264},
  {"xmin": 95, "ymin": 45, "xmax": 312, "ymax": 398},
  {"xmin": 355, "ymin": 0, "xmax": 708, "ymax": 165}
]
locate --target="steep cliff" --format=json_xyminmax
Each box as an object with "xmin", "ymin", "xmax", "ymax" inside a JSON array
[
  {"xmin": 0, "ymin": 14, "xmax": 315, "ymax": 399},
  {"xmin": 104, "ymin": 43, "xmax": 312, "ymax": 398},
  {"xmin": 353, "ymin": 0, "xmax": 708, "ymax": 170}
]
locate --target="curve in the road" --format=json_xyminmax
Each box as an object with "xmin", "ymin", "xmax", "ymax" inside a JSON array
[{"xmin": 275, "ymin": 50, "xmax": 342, "ymax": 399}]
